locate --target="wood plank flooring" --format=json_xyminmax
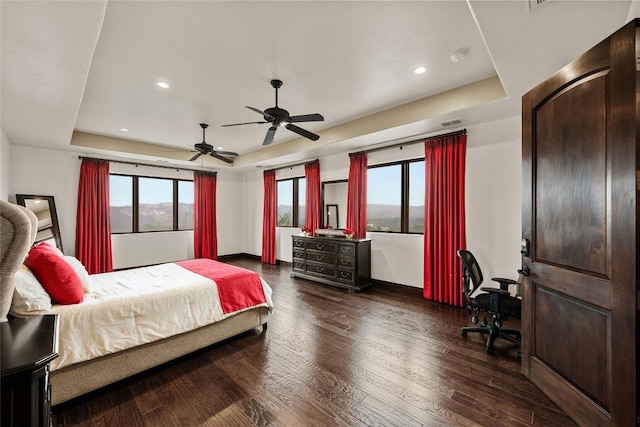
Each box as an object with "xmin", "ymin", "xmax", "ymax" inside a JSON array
[{"xmin": 54, "ymin": 258, "xmax": 576, "ymax": 427}]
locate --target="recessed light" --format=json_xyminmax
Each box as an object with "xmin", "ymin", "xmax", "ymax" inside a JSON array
[
  {"xmin": 120, "ymin": 128, "xmax": 129, "ymax": 132},
  {"xmin": 217, "ymin": 146, "xmax": 224, "ymax": 150},
  {"xmin": 156, "ymin": 81, "xmax": 170, "ymax": 89},
  {"xmin": 414, "ymin": 66, "xmax": 427, "ymax": 75}
]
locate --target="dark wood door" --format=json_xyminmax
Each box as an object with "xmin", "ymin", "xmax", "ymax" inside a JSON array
[{"xmin": 521, "ymin": 20, "xmax": 637, "ymax": 427}]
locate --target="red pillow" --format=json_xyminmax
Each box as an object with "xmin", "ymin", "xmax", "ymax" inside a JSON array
[{"xmin": 26, "ymin": 243, "xmax": 83, "ymax": 305}]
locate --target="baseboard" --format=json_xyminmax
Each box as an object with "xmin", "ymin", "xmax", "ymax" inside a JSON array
[{"xmin": 218, "ymin": 253, "xmax": 289, "ymax": 267}]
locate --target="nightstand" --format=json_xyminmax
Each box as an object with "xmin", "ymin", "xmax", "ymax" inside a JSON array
[{"xmin": 1, "ymin": 314, "xmax": 59, "ymax": 427}]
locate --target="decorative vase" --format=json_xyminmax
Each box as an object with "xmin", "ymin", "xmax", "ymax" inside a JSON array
[{"xmin": 345, "ymin": 234, "xmax": 353, "ymax": 240}]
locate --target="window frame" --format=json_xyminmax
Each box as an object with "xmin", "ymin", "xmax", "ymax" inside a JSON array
[
  {"xmin": 109, "ymin": 173, "xmax": 194, "ymax": 234},
  {"xmin": 276, "ymin": 176, "xmax": 306, "ymax": 228},
  {"xmin": 367, "ymin": 157, "xmax": 425, "ymax": 234}
]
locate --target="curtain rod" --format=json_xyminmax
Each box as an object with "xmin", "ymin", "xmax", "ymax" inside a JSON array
[
  {"xmin": 78, "ymin": 156, "xmax": 216, "ymax": 174},
  {"xmin": 349, "ymin": 128, "xmax": 466, "ymax": 156},
  {"xmin": 265, "ymin": 158, "xmax": 319, "ymax": 172}
]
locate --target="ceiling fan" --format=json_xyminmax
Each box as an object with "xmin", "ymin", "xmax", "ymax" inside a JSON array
[
  {"xmin": 190, "ymin": 123, "xmax": 238, "ymax": 164},
  {"xmin": 221, "ymin": 79, "xmax": 324, "ymax": 146}
]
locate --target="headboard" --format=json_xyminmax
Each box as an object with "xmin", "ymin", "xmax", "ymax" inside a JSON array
[{"xmin": 0, "ymin": 200, "xmax": 37, "ymax": 321}]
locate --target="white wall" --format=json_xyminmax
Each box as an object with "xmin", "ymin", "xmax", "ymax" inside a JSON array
[
  {"xmin": 9, "ymin": 146, "xmax": 245, "ymax": 269},
  {"xmin": 243, "ymin": 116, "xmax": 522, "ymax": 289},
  {"xmin": 10, "ymin": 145, "xmax": 80, "ymax": 254},
  {"xmin": 0, "ymin": 130, "xmax": 11, "ymax": 200},
  {"xmin": 8, "ymin": 115, "xmax": 522, "ymax": 286}
]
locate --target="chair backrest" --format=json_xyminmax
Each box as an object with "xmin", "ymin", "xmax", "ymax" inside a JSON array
[{"xmin": 457, "ymin": 249, "xmax": 483, "ymax": 300}]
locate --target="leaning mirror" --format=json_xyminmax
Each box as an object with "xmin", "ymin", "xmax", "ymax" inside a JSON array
[
  {"xmin": 322, "ymin": 180, "xmax": 348, "ymax": 229},
  {"xmin": 16, "ymin": 194, "xmax": 64, "ymax": 253}
]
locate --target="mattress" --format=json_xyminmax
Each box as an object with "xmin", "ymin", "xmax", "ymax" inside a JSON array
[{"xmin": 45, "ymin": 261, "xmax": 273, "ymax": 371}]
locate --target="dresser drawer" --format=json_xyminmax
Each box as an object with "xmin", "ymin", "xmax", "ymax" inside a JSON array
[
  {"xmin": 338, "ymin": 256, "xmax": 354, "ymax": 268},
  {"xmin": 306, "ymin": 261, "xmax": 336, "ymax": 278},
  {"xmin": 293, "ymin": 238, "xmax": 306, "ymax": 249},
  {"xmin": 337, "ymin": 244, "xmax": 355, "ymax": 257},
  {"xmin": 306, "ymin": 241, "xmax": 336, "ymax": 253},
  {"xmin": 293, "ymin": 248, "xmax": 306, "ymax": 260},
  {"xmin": 306, "ymin": 250, "xmax": 336, "ymax": 265},
  {"xmin": 337, "ymin": 269, "xmax": 354, "ymax": 283},
  {"xmin": 293, "ymin": 260, "xmax": 306, "ymax": 271}
]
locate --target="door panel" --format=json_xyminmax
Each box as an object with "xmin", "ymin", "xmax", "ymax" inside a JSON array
[
  {"xmin": 522, "ymin": 20, "xmax": 637, "ymax": 427},
  {"xmin": 535, "ymin": 73, "xmax": 608, "ymax": 277}
]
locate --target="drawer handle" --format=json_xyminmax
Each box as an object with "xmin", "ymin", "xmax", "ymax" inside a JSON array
[
  {"xmin": 341, "ymin": 247, "xmax": 350, "ymax": 253},
  {"xmin": 295, "ymin": 241, "xmax": 303, "ymax": 247},
  {"xmin": 340, "ymin": 272, "xmax": 351, "ymax": 278},
  {"xmin": 316, "ymin": 244, "xmax": 325, "ymax": 249},
  {"xmin": 316, "ymin": 267, "xmax": 324, "ymax": 272},
  {"xmin": 341, "ymin": 259, "xmax": 350, "ymax": 265},
  {"xmin": 316, "ymin": 255, "xmax": 324, "ymax": 261}
]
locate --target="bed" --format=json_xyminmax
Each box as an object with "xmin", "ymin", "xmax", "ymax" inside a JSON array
[{"xmin": 1, "ymin": 201, "xmax": 272, "ymax": 406}]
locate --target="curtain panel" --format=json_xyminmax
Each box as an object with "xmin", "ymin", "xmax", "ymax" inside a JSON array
[
  {"xmin": 262, "ymin": 170, "xmax": 277, "ymax": 264},
  {"xmin": 75, "ymin": 158, "xmax": 113, "ymax": 274},
  {"xmin": 346, "ymin": 153, "xmax": 368, "ymax": 238},
  {"xmin": 423, "ymin": 134, "xmax": 467, "ymax": 306},
  {"xmin": 304, "ymin": 161, "xmax": 321, "ymax": 234},
  {"xmin": 194, "ymin": 171, "xmax": 218, "ymax": 260}
]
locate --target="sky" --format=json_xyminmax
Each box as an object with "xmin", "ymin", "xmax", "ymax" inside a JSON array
[
  {"xmin": 110, "ymin": 162, "xmax": 424, "ymax": 208},
  {"xmin": 110, "ymin": 175, "xmax": 194, "ymax": 206}
]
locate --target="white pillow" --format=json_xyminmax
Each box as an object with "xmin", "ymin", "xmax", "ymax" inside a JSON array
[
  {"xmin": 10, "ymin": 265, "xmax": 52, "ymax": 316},
  {"xmin": 63, "ymin": 256, "xmax": 93, "ymax": 293}
]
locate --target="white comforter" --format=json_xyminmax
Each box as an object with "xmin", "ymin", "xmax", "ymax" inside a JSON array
[{"xmin": 48, "ymin": 262, "xmax": 273, "ymax": 371}]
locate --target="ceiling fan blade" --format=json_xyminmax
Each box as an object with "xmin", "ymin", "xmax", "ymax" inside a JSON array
[
  {"xmin": 210, "ymin": 152, "xmax": 234, "ymax": 164},
  {"xmin": 285, "ymin": 123, "xmax": 320, "ymax": 141},
  {"xmin": 189, "ymin": 153, "xmax": 202, "ymax": 161},
  {"xmin": 221, "ymin": 121, "xmax": 267, "ymax": 127},
  {"xmin": 246, "ymin": 106, "xmax": 275, "ymax": 120},
  {"xmin": 214, "ymin": 150, "xmax": 239, "ymax": 157},
  {"xmin": 289, "ymin": 113, "xmax": 324, "ymax": 123},
  {"xmin": 263, "ymin": 126, "xmax": 277, "ymax": 146}
]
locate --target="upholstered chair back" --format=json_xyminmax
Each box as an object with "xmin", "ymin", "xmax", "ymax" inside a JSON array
[{"xmin": 0, "ymin": 200, "xmax": 37, "ymax": 321}]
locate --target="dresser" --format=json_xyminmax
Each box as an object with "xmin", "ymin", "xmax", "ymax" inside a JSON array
[
  {"xmin": 1, "ymin": 314, "xmax": 59, "ymax": 427},
  {"xmin": 291, "ymin": 234, "xmax": 372, "ymax": 292}
]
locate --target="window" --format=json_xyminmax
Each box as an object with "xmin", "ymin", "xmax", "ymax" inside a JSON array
[
  {"xmin": 366, "ymin": 159, "xmax": 425, "ymax": 234},
  {"xmin": 109, "ymin": 174, "xmax": 194, "ymax": 233},
  {"xmin": 277, "ymin": 177, "xmax": 305, "ymax": 227},
  {"xmin": 110, "ymin": 175, "xmax": 133, "ymax": 233}
]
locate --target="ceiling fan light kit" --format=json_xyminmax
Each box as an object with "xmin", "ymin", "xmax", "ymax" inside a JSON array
[{"xmin": 222, "ymin": 79, "xmax": 324, "ymax": 146}]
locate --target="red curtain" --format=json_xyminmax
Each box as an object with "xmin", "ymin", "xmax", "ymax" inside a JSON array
[
  {"xmin": 262, "ymin": 170, "xmax": 277, "ymax": 264},
  {"xmin": 423, "ymin": 134, "xmax": 467, "ymax": 306},
  {"xmin": 194, "ymin": 171, "xmax": 218, "ymax": 260},
  {"xmin": 304, "ymin": 161, "xmax": 321, "ymax": 234},
  {"xmin": 75, "ymin": 159, "xmax": 113, "ymax": 274},
  {"xmin": 346, "ymin": 153, "xmax": 367, "ymax": 238}
]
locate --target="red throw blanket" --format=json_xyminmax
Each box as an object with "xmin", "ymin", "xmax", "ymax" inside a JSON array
[{"xmin": 176, "ymin": 259, "xmax": 267, "ymax": 314}]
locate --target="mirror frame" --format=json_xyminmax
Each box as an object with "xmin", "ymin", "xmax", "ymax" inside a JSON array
[
  {"xmin": 16, "ymin": 194, "xmax": 64, "ymax": 253},
  {"xmin": 321, "ymin": 179, "xmax": 348, "ymax": 229}
]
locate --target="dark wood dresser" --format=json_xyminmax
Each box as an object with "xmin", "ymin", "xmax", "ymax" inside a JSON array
[
  {"xmin": 291, "ymin": 234, "xmax": 372, "ymax": 292},
  {"xmin": 1, "ymin": 314, "xmax": 59, "ymax": 427}
]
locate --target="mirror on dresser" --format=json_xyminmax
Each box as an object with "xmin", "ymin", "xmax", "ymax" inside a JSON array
[
  {"xmin": 321, "ymin": 180, "xmax": 347, "ymax": 229},
  {"xmin": 16, "ymin": 194, "xmax": 64, "ymax": 253}
]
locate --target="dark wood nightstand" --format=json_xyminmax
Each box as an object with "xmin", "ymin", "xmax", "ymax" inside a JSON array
[{"xmin": 1, "ymin": 314, "xmax": 59, "ymax": 427}]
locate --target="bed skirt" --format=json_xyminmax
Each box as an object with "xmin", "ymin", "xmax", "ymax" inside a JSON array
[{"xmin": 51, "ymin": 306, "xmax": 270, "ymax": 406}]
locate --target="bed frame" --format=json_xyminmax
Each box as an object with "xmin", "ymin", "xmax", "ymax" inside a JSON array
[{"xmin": 51, "ymin": 306, "xmax": 269, "ymax": 406}]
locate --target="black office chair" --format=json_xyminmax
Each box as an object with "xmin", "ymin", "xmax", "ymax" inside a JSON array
[{"xmin": 457, "ymin": 249, "xmax": 521, "ymax": 354}]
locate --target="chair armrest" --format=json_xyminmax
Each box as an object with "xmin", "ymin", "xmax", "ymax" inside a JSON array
[
  {"xmin": 480, "ymin": 287, "xmax": 510, "ymax": 296},
  {"xmin": 492, "ymin": 277, "xmax": 517, "ymax": 291}
]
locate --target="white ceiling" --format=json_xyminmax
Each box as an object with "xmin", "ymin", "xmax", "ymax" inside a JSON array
[{"xmin": 1, "ymin": 1, "xmax": 635, "ymax": 172}]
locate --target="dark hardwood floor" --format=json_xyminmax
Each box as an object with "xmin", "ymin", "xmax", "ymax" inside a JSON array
[{"xmin": 54, "ymin": 258, "xmax": 576, "ymax": 427}]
